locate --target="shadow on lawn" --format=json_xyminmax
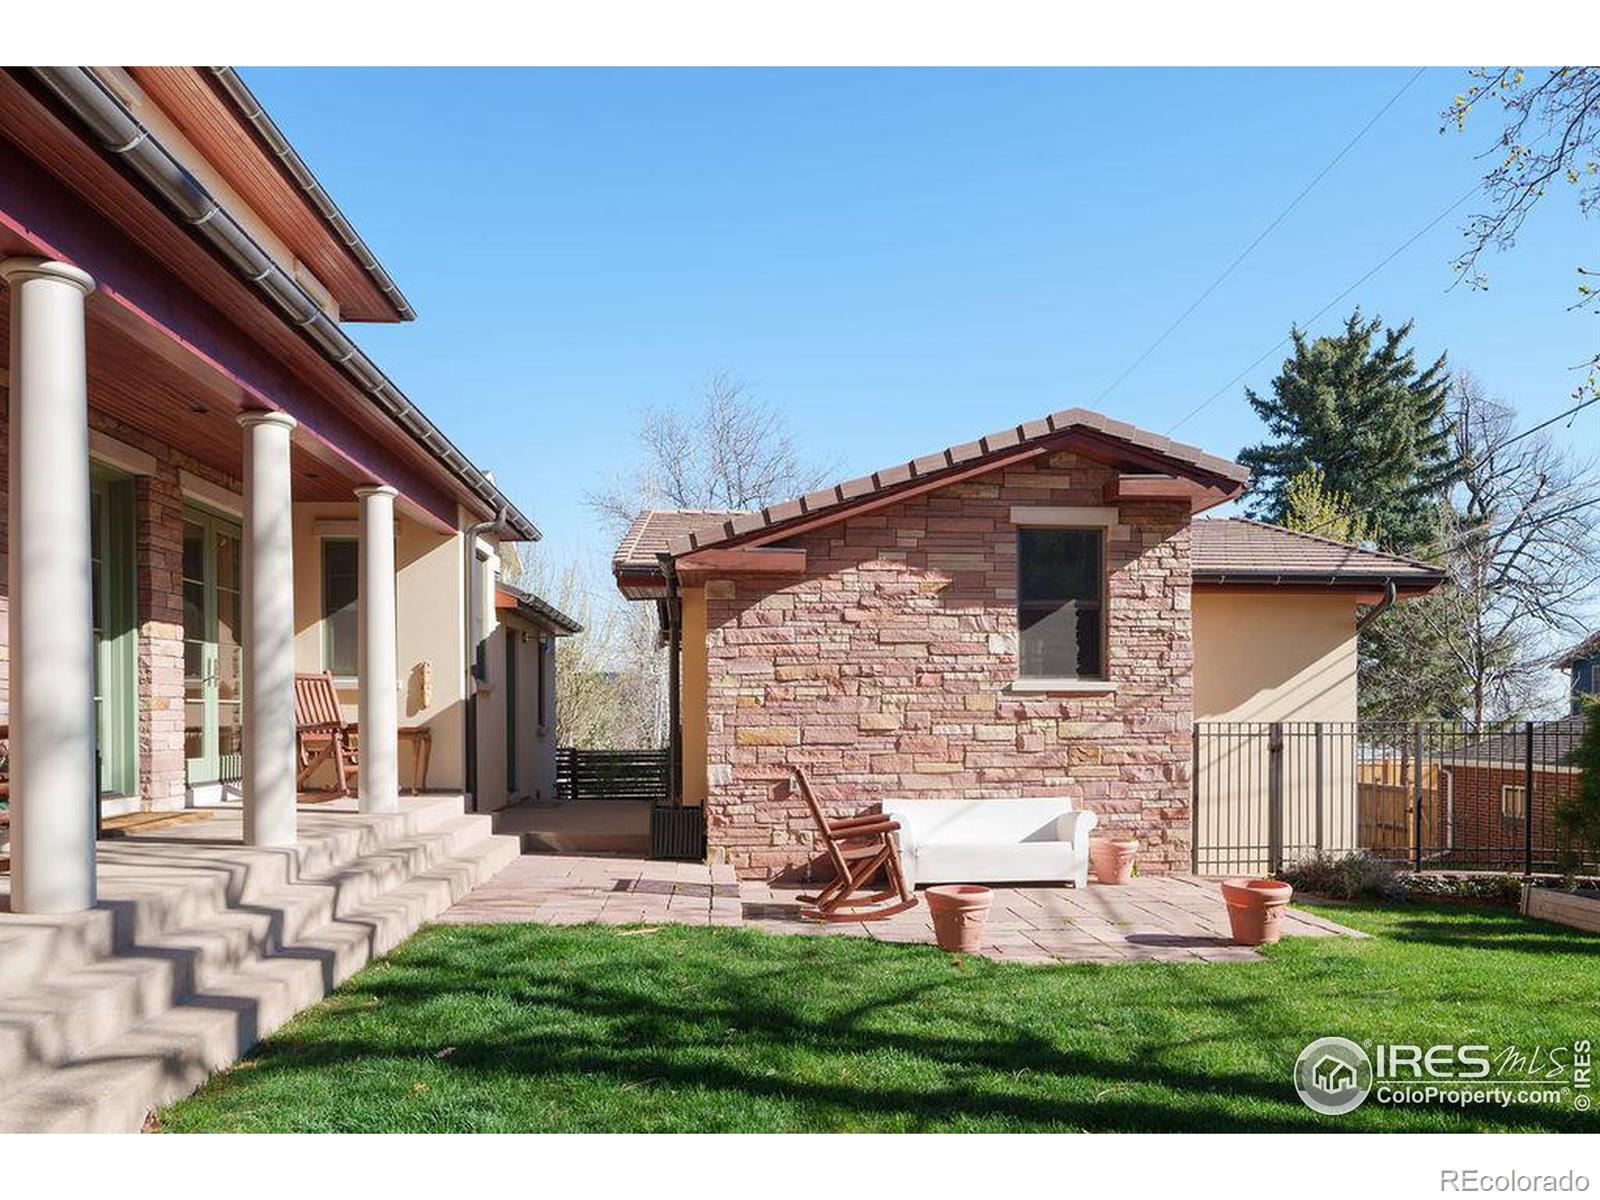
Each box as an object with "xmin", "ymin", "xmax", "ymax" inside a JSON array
[{"xmin": 205, "ymin": 920, "xmax": 1584, "ymax": 1134}]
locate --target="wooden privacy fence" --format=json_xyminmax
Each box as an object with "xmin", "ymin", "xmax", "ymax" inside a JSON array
[
  {"xmin": 556, "ymin": 747, "xmax": 669, "ymax": 803},
  {"xmin": 1193, "ymin": 719, "xmax": 1594, "ymax": 877}
]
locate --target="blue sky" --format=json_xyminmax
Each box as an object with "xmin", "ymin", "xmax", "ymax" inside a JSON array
[{"xmin": 244, "ymin": 67, "xmax": 1596, "ymax": 601}]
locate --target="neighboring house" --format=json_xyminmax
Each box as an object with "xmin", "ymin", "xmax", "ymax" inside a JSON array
[
  {"xmin": 475, "ymin": 582, "xmax": 582, "ymax": 809},
  {"xmin": 1435, "ymin": 713, "xmax": 1585, "ymax": 872},
  {"xmin": 0, "ymin": 67, "xmax": 539, "ymax": 913},
  {"xmin": 1557, "ymin": 631, "xmax": 1600, "ymax": 715},
  {"xmin": 611, "ymin": 407, "xmax": 1444, "ymax": 879}
]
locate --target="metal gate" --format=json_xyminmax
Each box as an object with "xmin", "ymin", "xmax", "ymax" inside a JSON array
[{"xmin": 1192, "ymin": 719, "xmax": 1593, "ymax": 876}]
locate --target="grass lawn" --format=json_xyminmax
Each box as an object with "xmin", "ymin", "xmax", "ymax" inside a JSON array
[{"xmin": 158, "ymin": 902, "xmax": 1596, "ymax": 1133}]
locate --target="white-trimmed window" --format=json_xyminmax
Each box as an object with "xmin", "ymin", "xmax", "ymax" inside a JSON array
[{"xmin": 1500, "ymin": 784, "xmax": 1526, "ymax": 821}]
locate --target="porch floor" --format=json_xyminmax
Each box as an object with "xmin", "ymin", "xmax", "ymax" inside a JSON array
[{"xmin": 436, "ymin": 854, "xmax": 1365, "ymax": 964}]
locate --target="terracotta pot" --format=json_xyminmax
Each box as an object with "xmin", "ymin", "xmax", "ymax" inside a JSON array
[
  {"xmin": 1220, "ymin": 879, "xmax": 1294, "ymax": 945},
  {"xmin": 926, "ymin": 884, "xmax": 994, "ymax": 953},
  {"xmin": 1090, "ymin": 837, "xmax": 1140, "ymax": 885}
]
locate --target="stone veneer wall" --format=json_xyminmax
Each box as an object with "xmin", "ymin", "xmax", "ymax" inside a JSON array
[
  {"xmin": 700, "ymin": 450, "xmax": 1194, "ymax": 880},
  {"xmin": 0, "ymin": 395, "xmax": 239, "ymax": 811}
]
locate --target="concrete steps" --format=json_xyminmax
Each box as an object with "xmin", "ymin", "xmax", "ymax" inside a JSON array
[{"xmin": 0, "ymin": 798, "xmax": 517, "ymax": 1132}]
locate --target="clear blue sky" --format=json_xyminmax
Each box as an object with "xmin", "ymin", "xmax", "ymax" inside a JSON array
[{"xmin": 244, "ymin": 67, "xmax": 1596, "ymax": 602}]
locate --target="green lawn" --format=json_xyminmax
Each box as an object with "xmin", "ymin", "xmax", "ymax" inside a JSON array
[{"xmin": 159, "ymin": 902, "xmax": 1596, "ymax": 1133}]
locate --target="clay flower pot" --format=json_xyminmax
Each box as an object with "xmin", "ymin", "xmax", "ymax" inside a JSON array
[
  {"xmin": 1220, "ymin": 879, "xmax": 1294, "ymax": 945},
  {"xmin": 926, "ymin": 884, "xmax": 994, "ymax": 953},
  {"xmin": 1090, "ymin": 837, "xmax": 1140, "ymax": 885}
]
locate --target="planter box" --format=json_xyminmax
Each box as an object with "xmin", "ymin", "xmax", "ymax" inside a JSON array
[{"xmin": 1521, "ymin": 883, "xmax": 1600, "ymax": 933}]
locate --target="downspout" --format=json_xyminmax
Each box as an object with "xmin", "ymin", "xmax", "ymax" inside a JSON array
[
  {"xmin": 660, "ymin": 555, "xmax": 683, "ymax": 808},
  {"xmin": 1355, "ymin": 578, "xmax": 1398, "ymax": 634},
  {"xmin": 462, "ymin": 508, "xmax": 506, "ymax": 812}
]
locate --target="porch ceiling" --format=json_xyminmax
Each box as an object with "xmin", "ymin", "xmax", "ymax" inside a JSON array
[{"xmin": 1, "ymin": 284, "xmax": 375, "ymax": 505}]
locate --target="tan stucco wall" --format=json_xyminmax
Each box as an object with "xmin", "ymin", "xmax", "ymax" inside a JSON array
[
  {"xmin": 1192, "ymin": 589, "xmax": 1364, "ymax": 863},
  {"xmin": 1193, "ymin": 590, "xmax": 1360, "ymax": 723},
  {"xmin": 478, "ymin": 611, "xmax": 560, "ymax": 807},
  {"xmin": 290, "ymin": 501, "xmax": 468, "ymax": 791},
  {"xmin": 681, "ymin": 585, "xmax": 708, "ymax": 808}
]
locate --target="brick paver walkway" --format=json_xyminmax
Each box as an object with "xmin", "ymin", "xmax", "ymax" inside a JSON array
[{"xmin": 437, "ymin": 854, "xmax": 1364, "ymax": 964}]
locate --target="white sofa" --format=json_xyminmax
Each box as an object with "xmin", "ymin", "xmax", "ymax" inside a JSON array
[{"xmin": 880, "ymin": 798, "xmax": 1098, "ymax": 889}]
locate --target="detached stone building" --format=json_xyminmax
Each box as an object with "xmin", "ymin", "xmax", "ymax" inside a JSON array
[{"xmin": 614, "ymin": 409, "xmax": 1443, "ymax": 879}]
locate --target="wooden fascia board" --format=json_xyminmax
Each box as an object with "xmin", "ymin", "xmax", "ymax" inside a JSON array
[
  {"xmin": 676, "ymin": 547, "xmax": 808, "ymax": 577},
  {"xmin": 1102, "ymin": 473, "xmax": 1240, "ymax": 513}
]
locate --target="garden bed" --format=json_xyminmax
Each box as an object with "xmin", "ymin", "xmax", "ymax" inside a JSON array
[{"xmin": 1521, "ymin": 882, "xmax": 1600, "ymax": 932}]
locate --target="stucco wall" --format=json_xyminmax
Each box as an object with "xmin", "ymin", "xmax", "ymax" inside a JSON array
[
  {"xmin": 1192, "ymin": 590, "xmax": 1358, "ymax": 722},
  {"xmin": 290, "ymin": 500, "xmax": 469, "ymax": 792},
  {"xmin": 699, "ymin": 451, "xmax": 1194, "ymax": 880}
]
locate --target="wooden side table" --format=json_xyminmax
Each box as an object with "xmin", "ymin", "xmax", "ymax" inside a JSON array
[{"xmin": 399, "ymin": 726, "xmax": 433, "ymax": 794}]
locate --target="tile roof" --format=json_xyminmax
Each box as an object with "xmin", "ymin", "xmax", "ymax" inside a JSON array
[
  {"xmin": 495, "ymin": 582, "xmax": 583, "ymax": 635},
  {"xmin": 613, "ymin": 509, "xmax": 754, "ymax": 573},
  {"xmin": 1556, "ymin": 631, "xmax": 1600, "ymax": 669},
  {"xmin": 1450, "ymin": 713, "xmax": 1587, "ymax": 767},
  {"xmin": 1191, "ymin": 519, "xmax": 1445, "ymax": 589},
  {"xmin": 663, "ymin": 407, "xmax": 1250, "ymax": 557}
]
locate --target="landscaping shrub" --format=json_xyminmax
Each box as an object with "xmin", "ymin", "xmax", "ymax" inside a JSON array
[
  {"xmin": 1397, "ymin": 872, "xmax": 1524, "ymax": 908},
  {"xmin": 1554, "ymin": 697, "xmax": 1600, "ymax": 871},
  {"xmin": 1278, "ymin": 851, "xmax": 1401, "ymax": 900}
]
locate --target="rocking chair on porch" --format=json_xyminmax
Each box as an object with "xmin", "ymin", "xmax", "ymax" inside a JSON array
[
  {"xmin": 789, "ymin": 767, "xmax": 917, "ymax": 922},
  {"xmin": 294, "ymin": 672, "xmax": 359, "ymax": 796}
]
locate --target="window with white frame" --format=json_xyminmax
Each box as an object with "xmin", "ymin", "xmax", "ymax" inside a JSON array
[{"xmin": 1500, "ymin": 783, "xmax": 1526, "ymax": 821}]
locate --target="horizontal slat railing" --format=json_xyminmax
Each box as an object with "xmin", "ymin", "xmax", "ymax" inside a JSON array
[{"xmin": 556, "ymin": 747, "xmax": 669, "ymax": 803}]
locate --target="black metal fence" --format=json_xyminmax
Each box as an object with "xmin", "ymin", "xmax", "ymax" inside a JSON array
[
  {"xmin": 555, "ymin": 747, "xmax": 669, "ymax": 803},
  {"xmin": 1193, "ymin": 720, "xmax": 1594, "ymax": 877}
]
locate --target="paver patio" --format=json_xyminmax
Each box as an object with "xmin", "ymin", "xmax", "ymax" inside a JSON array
[{"xmin": 436, "ymin": 853, "xmax": 1363, "ymax": 963}]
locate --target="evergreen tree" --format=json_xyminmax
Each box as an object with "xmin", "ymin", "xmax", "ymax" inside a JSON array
[{"xmin": 1238, "ymin": 311, "xmax": 1455, "ymax": 553}]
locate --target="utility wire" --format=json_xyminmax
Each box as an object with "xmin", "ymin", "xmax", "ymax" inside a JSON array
[
  {"xmin": 1168, "ymin": 180, "xmax": 1484, "ymax": 435},
  {"xmin": 1097, "ymin": 68, "xmax": 1427, "ymax": 404}
]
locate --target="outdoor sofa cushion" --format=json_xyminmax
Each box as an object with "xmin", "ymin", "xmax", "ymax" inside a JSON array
[{"xmin": 879, "ymin": 797, "xmax": 1098, "ymax": 889}]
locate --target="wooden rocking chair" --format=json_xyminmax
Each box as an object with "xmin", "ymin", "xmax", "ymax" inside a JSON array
[
  {"xmin": 790, "ymin": 767, "xmax": 917, "ymax": 922},
  {"xmin": 294, "ymin": 672, "xmax": 359, "ymax": 795}
]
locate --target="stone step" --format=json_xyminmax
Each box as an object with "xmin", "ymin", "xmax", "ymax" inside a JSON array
[
  {"xmin": 0, "ymin": 830, "xmax": 519, "ymax": 1133},
  {"xmin": 0, "ymin": 811, "xmax": 495, "ymax": 1099},
  {"xmin": 0, "ymin": 796, "xmax": 469, "ymax": 1000}
]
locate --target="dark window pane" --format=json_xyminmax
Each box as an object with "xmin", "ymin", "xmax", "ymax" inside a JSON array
[
  {"xmin": 1017, "ymin": 529, "xmax": 1104, "ymax": 679},
  {"xmin": 322, "ymin": 539, "xmax": 360, "ymax": 677}
]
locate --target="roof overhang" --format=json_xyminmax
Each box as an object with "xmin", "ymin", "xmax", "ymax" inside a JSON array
[
  {"xmin": 667, "ymin": 425, "xmax": 1247, "ymax": 560},
  {"xmin": 3, "ymin": 66, "xmax": 537, "ymax": 541}
]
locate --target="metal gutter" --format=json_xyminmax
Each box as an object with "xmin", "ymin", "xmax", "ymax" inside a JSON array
[
  {"xmin": 1193, "ymin": 571, "xmax": 1445, "ymax": 589},
  {"xmin": 206, "ymin": 67, "xmax": 415, "ymax": 323},
  {"xmin": 26, "ymin": 66, "xmax": 539, "ymax": 541},
  {"xmin": 1355, "ymin": 578, "xmax": 1399, "ymax": 633}
]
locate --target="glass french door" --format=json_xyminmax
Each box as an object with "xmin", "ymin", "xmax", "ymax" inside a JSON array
[
  {"xmin": 183, "ymin": 507, "xmax": 244, "ymax": 788},
  {"xmin": 91, "ymin": 471, "xmax": 137, "ymax": 798}
]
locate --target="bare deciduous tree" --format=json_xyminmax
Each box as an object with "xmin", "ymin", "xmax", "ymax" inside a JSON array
[
  {"xmin": 1445, "ymin": 68, "xmax": 1600, "ymax": 394},
  {"xmin": 1413, "ymin": 374, "xmax": 1600, "ymax": 723},
  {"xmin": 516, "ymin": 552, "xmax": 668, "ymax": 749},
  {"xmin": 587, "ymin": 371, "xmax": 833, "ymax": 533}
]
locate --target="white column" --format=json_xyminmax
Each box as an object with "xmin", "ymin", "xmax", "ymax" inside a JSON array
[
  {"xmin": 1, "ymin": 258, "xmax": 97, "ymax": 914},
  {"xmin": 238, "ymin": 410, "xmax": 298, "ymax": 847},
  {"xmin": 356, "ymin": 484, "xmax": 399, "ymax": 813}
]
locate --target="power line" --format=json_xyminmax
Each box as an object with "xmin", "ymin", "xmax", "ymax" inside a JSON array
[
  {"xmin": 1168, "ymin": 180, "xmax": 1484, "ymax": 435},
  {"xmin": 1096, "ymin": 68, "xmax": 1427, "ymax": 404}
]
